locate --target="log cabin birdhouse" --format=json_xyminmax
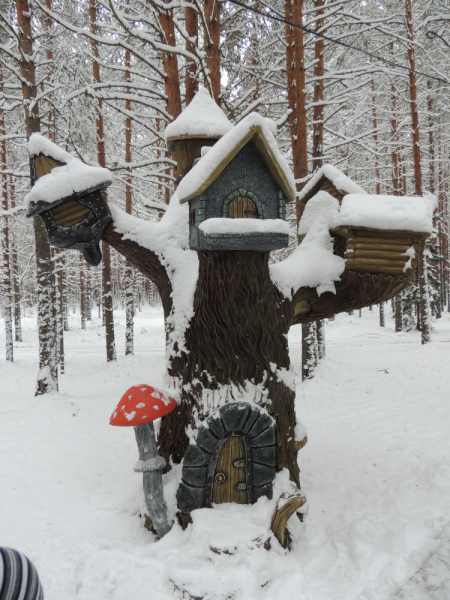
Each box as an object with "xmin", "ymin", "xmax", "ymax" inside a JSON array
[
  {"xmin": 168, "ymin": 92, "xmax": 296, "ymax": 252},
  {"xmin": 25, "ymin": 135, "xmax": 112, "ymax": 267},
  {"xmin": 297, "ymin": 166, "xmax": 431, "ymax": 277}
]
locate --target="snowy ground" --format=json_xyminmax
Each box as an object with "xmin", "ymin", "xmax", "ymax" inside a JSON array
[{"xmin": 1, "ymin": 304, "xmax": 450, "ymax": 600}]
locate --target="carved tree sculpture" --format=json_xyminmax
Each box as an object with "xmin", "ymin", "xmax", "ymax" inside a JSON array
[{"xmin": 25, "ymin": 90, "xmax": 433, "ymax": 546}]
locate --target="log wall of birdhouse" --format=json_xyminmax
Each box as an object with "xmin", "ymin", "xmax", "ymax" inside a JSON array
[
  {"xmin": 189, "ymin": 143, "xmax": 288, "ymax": 252},
  {"xmin": 333, "ymin": 226, "xmax": 426, "ymax": 276}
]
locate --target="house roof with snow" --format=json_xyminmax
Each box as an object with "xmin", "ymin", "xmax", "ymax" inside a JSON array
[
  {"xmin": 336, "ymin": 193, "xmax": 436, "ymax": 233},
  {"xmin": 177, "ymin": 113, "xmax": 296, "ymax": 204},
  {"xmin": 298, "ymin": 165, "xmax": 367, "ymax": 210},
  {"xmin": 165, "ymin": 87, "xmax": 233, "ymax": 151},
  {"xmin": 25, "ymin": 134, "xmax": 112, "ymax": 214}
]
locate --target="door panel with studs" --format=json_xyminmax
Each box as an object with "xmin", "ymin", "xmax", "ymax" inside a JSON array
[{"xmin": 213, "ymin": 436, "xmax": 247, "ymax": 504}]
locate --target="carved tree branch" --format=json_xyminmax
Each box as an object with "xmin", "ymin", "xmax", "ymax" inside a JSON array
[
  {"xmin": 102, "ymin": 222, "xmax": 173, "ymax": 318},
  {"xmin": 290, "ymin": 269, "xmax": 414, "ymax": 327}
]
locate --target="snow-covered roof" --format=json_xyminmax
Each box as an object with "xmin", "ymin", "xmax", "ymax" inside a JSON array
[
  {"xmin": 298, "ymin": 191, "xmax": 340, "ymax": 236},
  {"xmin": 337, "ymin": 194, "xmax": 437, "ymax": 233},
  {"xmin": 165, "ymin": 87, "xmax": 233, "ymax": 150},
  {"xmin": 298, "ymin": 165, "xmax": 367, "ymax": 206},
  {"xmin": 177, "ymin": 113, "xmax": 296, "ymax": 204},
  {"xmin": 25, "ymin": 134, "xmax": 112, "ymax": 212}
]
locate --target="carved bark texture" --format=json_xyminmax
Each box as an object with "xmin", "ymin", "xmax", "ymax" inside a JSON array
[
  {"xmin": 291, "ymin": 269, "xmax": 414, "ymax": 325},
  {"xmin": 159, "ymin": 251, "xmax": 300, "ymax": 486},
  {"xmin": 102, "ymin": 223, "xmax": 172, "ymax": 319}
]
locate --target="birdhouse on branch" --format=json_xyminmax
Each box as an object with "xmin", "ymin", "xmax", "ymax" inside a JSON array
[
  {"xmin": 297, "ymin": 166, "xmax": 435, "ymax": 277},
  {"xmin": 165, "ymin": 87, "xmax": 234, "ymax": 178},
  {"xmin": 175, "ymin": 109, "xmax": 295, "ymax": 252},
  {"xmin": 25, "ymin": 134, "xmax": 112, "ymax": 266}
]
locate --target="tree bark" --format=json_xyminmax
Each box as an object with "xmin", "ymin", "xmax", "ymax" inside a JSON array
[
  {"xmin": 185, "ymin": 1, "xmax": 199, "ymax": 105},
  {"xmin": 125, "ymin": 45, "xmax": 134, "ymax": 355},
  {"xmin": 89, "ymin": 0, "xmax": 116, "ymax": 361},
  {"xmin": 204, "ymin": 0, "xmax": 221, "ymax": 103},
  {"xmin": 159, "ymin": 251, "xmax": 300, "ymax": 486},
  {"xmin": 379, "ymin": 302, "xmax": 385, "ymax": 327},
  {"xmin": 405, "ymin": 0, "xmax": 429, "ymax": 344},
  {"xmin": 312, "ymin": 0, "xmax": 324, "ymax": 170},
  {"xmin": 285, "ymin": 0, "xmax": 308, "ymax": 210},
  {"xmin": 1, "ymin": 115, "xmax": 13, "ymax": 362},
  {"xmin": 16, "ymin": 0, "xmax": 58, "ymax": 392}
]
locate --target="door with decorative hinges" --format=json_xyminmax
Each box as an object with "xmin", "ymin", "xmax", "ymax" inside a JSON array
[{"xmin": 212, "ymin": 436, "xmax": 248, "ymax": 504}]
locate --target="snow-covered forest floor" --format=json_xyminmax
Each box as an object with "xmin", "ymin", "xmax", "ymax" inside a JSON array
[{"xmin": 1, "ymin": 305, "xmax": 450, "ymax": 600}]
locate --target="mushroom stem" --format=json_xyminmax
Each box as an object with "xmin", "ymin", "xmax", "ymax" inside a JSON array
[{"xmin": 134, "ymin": 421, "xmax": 172, "ymax": 538}]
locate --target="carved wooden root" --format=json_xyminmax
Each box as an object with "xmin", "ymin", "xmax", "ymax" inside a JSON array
[{"xmin": 270, "ymin": 493, "xmax": 306, "ymax": 549}]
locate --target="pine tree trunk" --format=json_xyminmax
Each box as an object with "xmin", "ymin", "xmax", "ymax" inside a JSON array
[
  {"xmin": 125, "ymin": 262, "xmax": 134, "ymax": 355},
  {"xmin": 1, "ymin": 160, "xmax": 13, "ymax": 363},
  {"xmin": 9, "ymin": 177, "xmax": 22, "ymax": 342},
  {"xmin": 316, "ymin": 319, "xmax": 325, "ymax": 360},
  {"xmin": 57, "ymin": 251, "xmax": 65, "ymax": 373},
  {"xmin": 395, "ymin": 295, "xmax": 403, "ymax": 332},
  {"xmin": 0, "ymin": 77, "xmax": 13, "ymax": 362},
  {"xmin": 312, "ymin": 0, "xmax": 324, "ymax": 170},
  {"xmin": 405, "ymin": 0, "xmax": 429, "ymax": 344},
  {"xmin": 379, "ymin": 302, "xmax": 385, "ymax": 327},
  {"xmin": 125, "ymin": 48, "xmax": 134, "ymax": 355},
  {"xmin": 185, "ymin": 1, "xmax": 199, "ymax": 105},
  {"xmin": 204, "ymin": 0, "xmax": 221, "ymax": 103},
  {"xmin": 16, "ymin": 0, "xmax": 58, "ymax": 393},
  {"xmin": 80, "ymin": 256, "xmax": 86, "ymax": 330},
  {"xmin": 371, "ymin": 75, "xmax": 381, "ymax": 194},
  {"xmin": 34, "ymin": 217, "xmax": 58, "ymax": 393},
  {"xmin": 301, "ymin": 322, "xmax": 317, "ymax": 381},
  {"xmin": 90, "ymin": 0, "xmax": 116, "ymax": 362},
  {"xmin": 285, "ymin": 0, "xmax": 318, "ymax": 377}
]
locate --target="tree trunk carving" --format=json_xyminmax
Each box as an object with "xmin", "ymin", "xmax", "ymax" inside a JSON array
[{"xmin": 101, "ymin": 224, "xmax": 425, "ymax": 495}]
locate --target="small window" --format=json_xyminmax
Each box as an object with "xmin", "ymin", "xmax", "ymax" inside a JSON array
[
  {"xmin": 228, "ymin": 196, "xmax": 258, "ymax": 219},
  {"xmin": 51, "ymin": 199, "xmax": 91, "ymax": 227},
  {"xmin": 189, "ymin": 208, "xmax": 196, "ymax": 227}
]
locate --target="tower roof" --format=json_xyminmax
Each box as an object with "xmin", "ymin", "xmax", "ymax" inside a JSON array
[{"xmin": 165, "ymin": 87, "xmax": 233, "ymax": 151}]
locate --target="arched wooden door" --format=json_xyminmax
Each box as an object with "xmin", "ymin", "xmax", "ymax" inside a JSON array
[
  {"xmin": 228, "ymin": 196, "xmax": 258, "ymax": 219},
  {"xmin": 177, "ymin": 403, "xmax": 277, "ymax": 514},
  {"xmin": 213, "ymin": 436, "xmax": 248, "ymax": 504}
]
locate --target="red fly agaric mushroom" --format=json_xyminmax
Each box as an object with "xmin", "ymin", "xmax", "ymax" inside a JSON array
[{"xmin": 110, "ymin": 385, "xmax": 177, "ymax": 538}]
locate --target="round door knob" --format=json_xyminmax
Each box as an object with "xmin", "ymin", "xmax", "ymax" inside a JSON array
[{"xmin": 214, "ymin": 472, "xmax": 226, "ymax": 484}]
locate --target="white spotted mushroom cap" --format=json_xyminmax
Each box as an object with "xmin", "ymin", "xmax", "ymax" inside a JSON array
[{"xmin": 109, "ymin": 385, "xmax": 177, "ymax": 426}]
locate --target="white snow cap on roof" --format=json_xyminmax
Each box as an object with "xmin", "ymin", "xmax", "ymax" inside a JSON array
[
  {"xmin": 298, "ymin": 191, "xmax": 340, "ymax": 235},
  {"xmin": 337, "ymin": 194, "xmax": 437, "ymax": 233},
  {"xmin": 165, "ymin": 87, "xmax": 233, "ymax": 143},
  {"xmin": 298, "ymin": 165, "xmax": 367, "ymax": 202},
  {"xmin": 25, "ymin": 134, "xmax": 112, "ymax": 209},
  {"xmin": 177, "ymin": 112, "xmax": 295, "ymax": 203}
]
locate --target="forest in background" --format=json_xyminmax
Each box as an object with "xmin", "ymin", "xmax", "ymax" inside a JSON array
[{"xmin": 0, "ymin": 0, "xmax": 449, "ymax": 390}]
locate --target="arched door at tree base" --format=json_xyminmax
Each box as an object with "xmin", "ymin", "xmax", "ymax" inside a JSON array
[
  {"xmin": 177, "ymin": 402, "xmax": 277, "ymax": 515},
  {"xmin": 213, "ymin": 435, "xmax": 247, "ymax": 504}
]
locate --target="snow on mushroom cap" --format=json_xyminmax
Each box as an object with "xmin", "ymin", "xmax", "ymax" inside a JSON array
[{"xmin": 109, "ymin": 385, "xmax": 177, "ymax": 426}]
